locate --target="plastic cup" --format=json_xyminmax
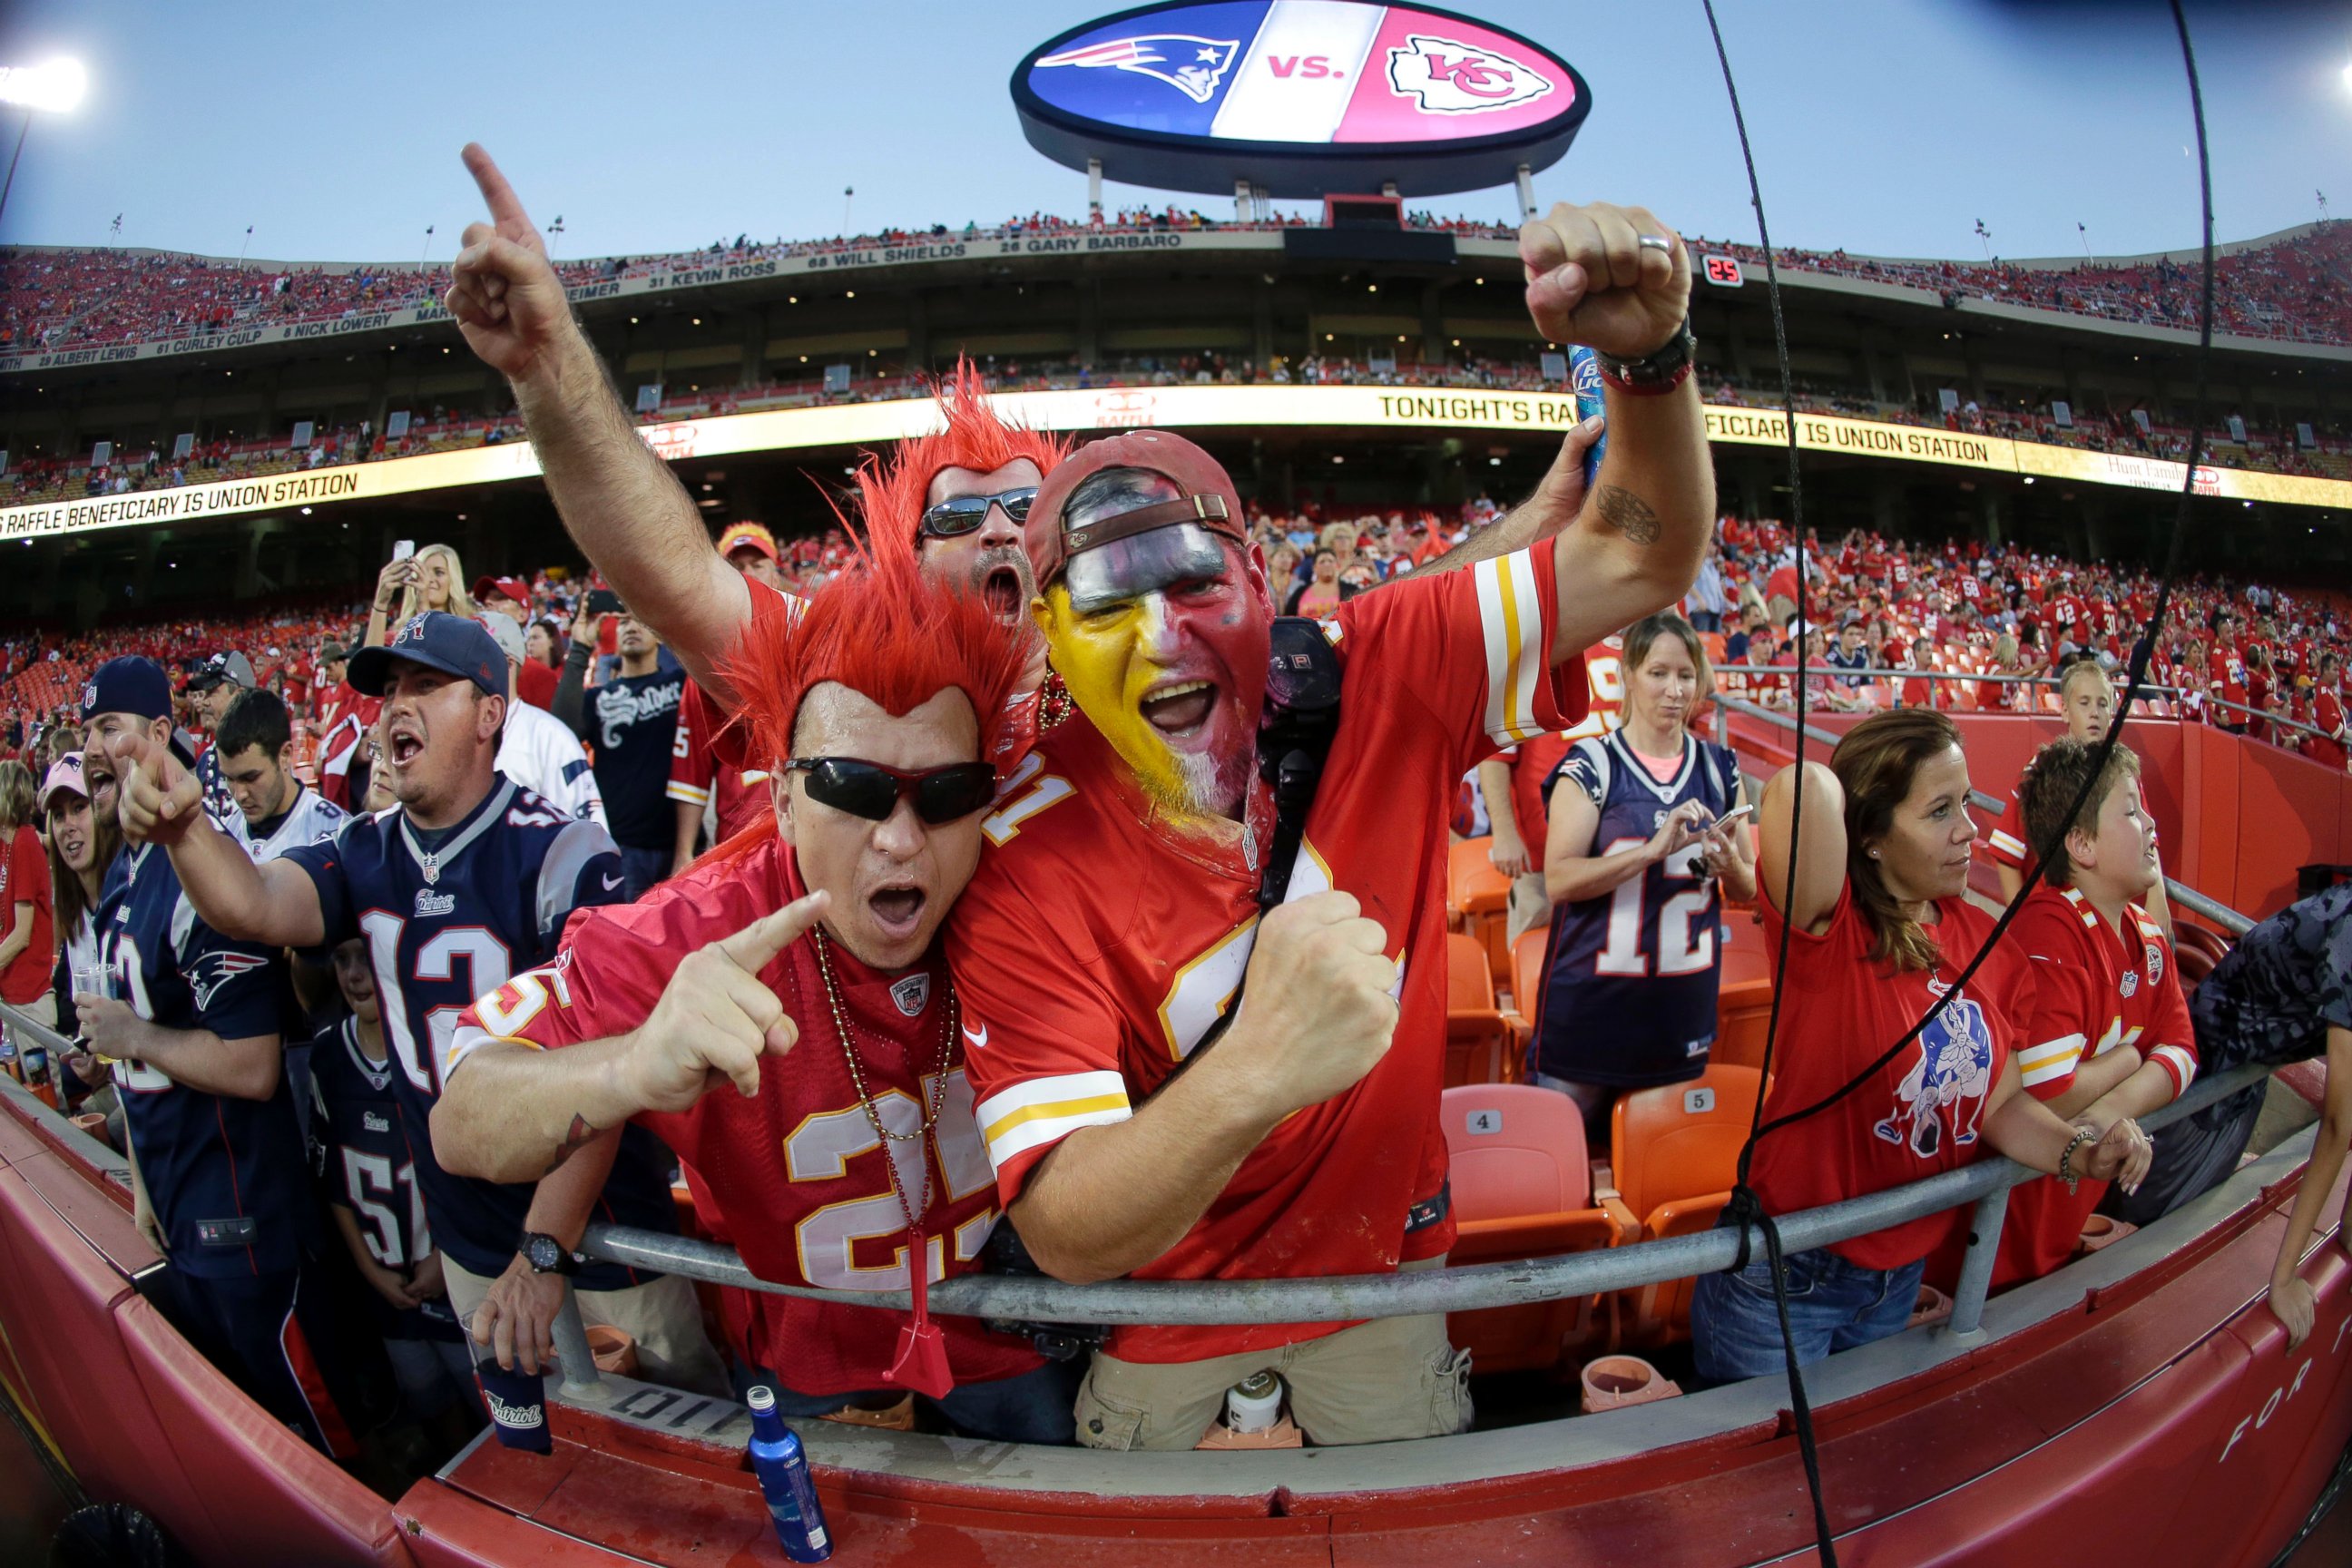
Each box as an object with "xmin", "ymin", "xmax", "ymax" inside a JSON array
[{"xmin": 475, "ymin": 1357, "xmax": 554, "ymax": 1453}]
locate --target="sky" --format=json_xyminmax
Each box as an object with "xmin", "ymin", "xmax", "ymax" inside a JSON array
[{"xmin": 0, "ymin": 0, "xmax": 2344, "ymax": 268}]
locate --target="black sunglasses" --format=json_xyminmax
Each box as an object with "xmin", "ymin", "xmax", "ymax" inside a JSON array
[
  {"xmin": 917, "ymin": 487, "xmax": 1037, "ymax": 540},
  {"xmin": 785, "ymin": 758, "xmax": 999, "ymax": 824}
]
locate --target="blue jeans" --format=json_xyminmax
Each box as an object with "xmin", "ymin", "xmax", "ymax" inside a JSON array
[
  {"xmin": 739, "ymin": 1356, "xmax": 1083, "ymax": 1445},
  {"xmin": 619, "ymin": 844, "xmax": 671, "ymax": 902},
  {"xmin": 1690, "ymin": 1245, "xmax": 1926, "ymax": 1385}
]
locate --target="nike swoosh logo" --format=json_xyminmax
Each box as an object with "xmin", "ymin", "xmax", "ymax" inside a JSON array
[
  {"xmin": 962, "ymin": 1024, "xmax": 988, "ymax": 1051},
  {"xmin": 602, "ymin": 873, "xmax": 624, "ymax": 890}
]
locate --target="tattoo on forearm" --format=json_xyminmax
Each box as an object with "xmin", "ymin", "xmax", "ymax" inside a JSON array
[
  {"xmin": 541, "ymin": 1112, "xmax": 601, "ymax": 1175},
  {"xmin": 1594, "ymin": 485, "xmax": 1662, "ymax": 545}
]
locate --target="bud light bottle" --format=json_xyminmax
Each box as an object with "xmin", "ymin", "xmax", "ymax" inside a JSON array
[
  {"xmin": 1569, "ymin": 344, "xmax": 1608, "ymax": 487},
  {"xmin": 746, "ymin": 1385, "xmax": 832, "ymax": 1563}
]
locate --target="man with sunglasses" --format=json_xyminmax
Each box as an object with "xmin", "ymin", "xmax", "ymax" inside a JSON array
[
  {"xmin": 429, "ymin": 546, "xmax": 1080, "ymax": 1442},
  {"xmin": 105, "ymin": 612, "xmax": 728, "ymax": 1396},
  {"xmin": 949, "ymin": 202, "xmax": 1713, "ymax": 1449}
]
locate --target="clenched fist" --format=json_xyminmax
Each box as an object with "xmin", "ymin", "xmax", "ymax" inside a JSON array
[
  {"xmin": 1521, "ymin": 200, "xmax": 1690, "ymax": 360},
  {"xmin": 1224, "ymin": 890, "xmax": 1401, "ymax": 1119},
  {"xmin": 622, "ymin": 891, "xmax": 829, "ymax": 1112}
]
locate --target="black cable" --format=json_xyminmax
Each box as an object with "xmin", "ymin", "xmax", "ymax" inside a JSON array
[
  {"xmin": 1696, "ymin": 4, "xmax": 2215, "ymax": 1563},
  {"xmin": 1695, "ymin": 4, "xmax": 1835, "ymax": 1558}
]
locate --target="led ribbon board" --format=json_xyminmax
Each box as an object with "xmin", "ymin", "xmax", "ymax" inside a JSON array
[{"xmin": 1013, "ymin": 0, "xmax": 1591, "ymax": 197}]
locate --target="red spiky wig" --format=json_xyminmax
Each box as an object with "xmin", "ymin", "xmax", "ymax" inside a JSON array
[
  {"xmin": 704, "ymin": 517, "xmax": 1034, "ymax": 863},
  {"xmin": 854, "ymin": 358, "xmax": 1070, "ymax": 545}
]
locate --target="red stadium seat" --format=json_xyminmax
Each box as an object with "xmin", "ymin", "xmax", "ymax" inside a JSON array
[
  {"xmin": 1610, "ymin": 1064, "xmax": 1766, "ymax": 1348},
  {"xmin": 1446, "ymin": 932, "xmax": 1511, "ymax": 1087},
  {"xmin": 1439, "ymin": 1084, "xmax": 1633, "ymax": 1374},
  {"xmin": 1448, "ymin": 838, "xmax": 1514, "ymax": 987},
  {"xmin": 2172, "ymin": 922, "xmax": 2232, "ymax": 993}
]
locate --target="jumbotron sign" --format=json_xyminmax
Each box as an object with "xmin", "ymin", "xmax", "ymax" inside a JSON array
[{"xmin": 1013, "ymin": 0, "xmax": 1590, "ymax": 197}]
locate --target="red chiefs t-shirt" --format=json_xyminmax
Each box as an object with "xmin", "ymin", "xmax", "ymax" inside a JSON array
[
  {"xmin": 0, "ymin": 827, "xmax": 54, "ymax": 1005},
  {"xmin": 2313, "ymin": 688, "xmax": 2347, "ymax": 768},
  {"xmin": 2210, "ymin": 644, "xmax": 2248, "ymax": 710},
  {"xmin": 1995, "ymin": 887, "xmax": 2192, "ymax": 1287},
  {"xmin": 953, "ymin": 543, "xmax": 1585, "ymax": 1362},
  {"xmin": 449, "ymin": 837, "xmax": 1042, "ymax": 1396},
  {"xmin": 1749, "ymin": 885, "xmax": 2024, "ymax": 1270}
]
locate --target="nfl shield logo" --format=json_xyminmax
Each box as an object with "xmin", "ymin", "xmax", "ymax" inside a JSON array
[{"xmin": 890, "ymin": 973, "xmax": 931, "ymax": 1017}]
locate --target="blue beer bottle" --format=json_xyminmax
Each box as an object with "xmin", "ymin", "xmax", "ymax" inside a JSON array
[{"xmin": 746, "ymin": 1385, "xmax": 833, "ymax": 1563}]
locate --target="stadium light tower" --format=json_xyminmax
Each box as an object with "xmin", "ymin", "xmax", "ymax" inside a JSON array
[{"xmin": 0, "ymin": 58, "xmax": 88, "ymax": 228}]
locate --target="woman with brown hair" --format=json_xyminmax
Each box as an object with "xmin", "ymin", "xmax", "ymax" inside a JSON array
[
  {"xmin": 1690, "ymin": 708, "xmax": 2152, "ymax": 1383},
  {"xmin": 38, "ymin": 752, "xmax": 121, "ymax": 1115}
]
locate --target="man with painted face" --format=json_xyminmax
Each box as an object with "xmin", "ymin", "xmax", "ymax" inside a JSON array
[{"xmin": 950, "ymin": 204, "xmax": 1715, "ymax": 1449}]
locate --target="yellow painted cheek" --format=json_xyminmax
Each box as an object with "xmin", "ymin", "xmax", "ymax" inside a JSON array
[{"xmin": 1044, "ymin": 592, "xmax": 1185, "ymax": 800}]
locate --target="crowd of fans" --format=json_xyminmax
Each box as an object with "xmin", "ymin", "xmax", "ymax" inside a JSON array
[
  {"xmin": 0, "ymin": 366, "xmax": 2341, "ymax": 1494},
  {"xmin": 5, "ymin": 215, "xmax": 2344, "ymax": 360}
]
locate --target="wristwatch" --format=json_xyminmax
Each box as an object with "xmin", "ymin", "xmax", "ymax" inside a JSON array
[
  {"xmin": 521, "ymin": 1231, "xmax": 583, "ymax": 1276},
  {"xmin": 1594, "ymin": 317, "xmax": 1697, "ymax": 397}
]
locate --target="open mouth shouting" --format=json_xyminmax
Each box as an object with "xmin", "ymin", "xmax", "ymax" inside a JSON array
[
  {"xmin": 983, "ymin": 565, "xmax": 1024, "ymax": 622},
  {"xmin": 1140, "ymin": 676, "xmax": 1219, "ymax": 740},
  {"xmin": 387, "ymin": 722, "xmax": 426, "ymax": 770},
  {"xmin": 864, "ymin": 878, "xmax": 929, "ymax": 944}
]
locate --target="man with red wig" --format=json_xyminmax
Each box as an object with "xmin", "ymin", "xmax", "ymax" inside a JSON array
[{"xmin": 429, "ymin": 534, "xmax": 1081, "ymax": 1441}]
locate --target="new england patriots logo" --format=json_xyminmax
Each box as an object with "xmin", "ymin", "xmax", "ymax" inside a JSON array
[
  {"xmin": 187, "ymin": 950, "xmax": 271, "ymax": 1010},
  {"xmin": 1036, "ymin": 34, "xmax": 1240, "ymax": 103},
  {"xmin": 1873, "ymin": 990, "xmax": 1994, "ymax": 1159}
]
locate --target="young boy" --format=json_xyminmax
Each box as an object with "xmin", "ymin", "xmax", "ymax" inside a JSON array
[
  {"xmin": 1994, "ymin": 739, "xmax": 2197, "ymax": 1287},
  {"xmin": 309, "ymin": 938, "xmax": 477, "ymax": 1435}
]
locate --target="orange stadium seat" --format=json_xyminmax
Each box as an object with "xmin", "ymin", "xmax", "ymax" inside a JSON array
[
  {"xmin": 1439, "ymin": 1083, "xmax": 1633, "ymax": 1375},
  {"xmin": 1447, "ymin": 836, "xmax": 1514, "ymax": 986},
  {"xmin": 1446, "ymin": 932, "xmax": 1511, "ymax": 1087},
  {"xmin": 1713, "ymin": 944, "xmax": 1776, "ymax": 1071},
  {"xmin": 1610, "ymin": 1064, "xmax": 1765, "ymax": 1348}
]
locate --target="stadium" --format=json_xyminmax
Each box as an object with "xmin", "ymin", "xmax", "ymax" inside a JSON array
[{"xmin": 1, "ymin": 3, "xmax": 2350, "ymax": 1565}]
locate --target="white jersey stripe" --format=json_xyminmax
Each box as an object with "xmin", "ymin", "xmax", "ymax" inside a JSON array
[
  {"xmin": 2151, "ymin": 1044, "xmax": 2198, "ymax": 1094},
  {"xmin": 975, "ymin": 1070, "xmax": 1132, "ymax": 1171}
]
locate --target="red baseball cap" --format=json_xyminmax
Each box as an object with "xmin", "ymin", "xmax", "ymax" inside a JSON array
[
  {"xmin": 717, "ymin": 522, "xmax": 779, "ymax": 564},
  {"xmin": 1026, "ymin": 430, "xmax": 1249, "ymax": 595},
  {"xmin": 471, "ymin": 575, "xmax": 532, "ymax": 606}
]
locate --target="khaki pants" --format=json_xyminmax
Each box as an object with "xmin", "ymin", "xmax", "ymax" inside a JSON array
[
  {"xmin": 1073, "ymin": 1255, "xmax": 1471, "ymax": 1450},
  {"xmin": 443, "ymin": 1255, "xmax": 730, "ymax": 1399},
  {"xmin": 1504, "ymin": 871, "xmax": 1550, "ymax": 948}
]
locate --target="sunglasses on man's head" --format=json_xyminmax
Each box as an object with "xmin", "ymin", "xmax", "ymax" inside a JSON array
[
  {"xmin": 785, "ymin": 758, "xmax": 999, "ymax": 824},
  {"xmin": 917, "ymin": 487, "xmax": 1037, "ymax": 540}
]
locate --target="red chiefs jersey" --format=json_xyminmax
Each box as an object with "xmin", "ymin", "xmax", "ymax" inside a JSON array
[
  {"xmin": 1749, "ymin": 885, "xmax": 2025, "ymax": 1271},
  {"xmin": 2313, "ymin": 689, "xmax": 2347, "ymax": 768},
  {"xmin": 952, "ymin": 543, "xmax": 1585, "ymax": 1363},
  {"xmin": 1996, "ymin": 887, "xmax": 2193, "ymax": 1287},
  {"xmin": 448, "ymin": 837, "xmax": 1041, "ymax": 1396},
  {"xmin": 667, "ymin": 678, "xmax": 774, "ymax": 844},
  {"xmin": 2210, "ymin": 644, "xmax": 2248, "ymax": 709}
]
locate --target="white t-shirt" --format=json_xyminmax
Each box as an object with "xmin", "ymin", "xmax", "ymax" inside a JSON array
[{"xmin": 495, "ymin": 699, "xmax": 607, "ymax": 827}]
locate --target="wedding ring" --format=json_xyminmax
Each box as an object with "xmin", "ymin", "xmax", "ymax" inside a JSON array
[{"xmin": 1637, "ymin": 235, "xmax": 1674, "ymax": 252}]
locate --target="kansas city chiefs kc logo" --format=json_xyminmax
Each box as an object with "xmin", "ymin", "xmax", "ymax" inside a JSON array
[{"xmin": 1387, "ymin": 33, "xmax": 1555, "ymax": 114}]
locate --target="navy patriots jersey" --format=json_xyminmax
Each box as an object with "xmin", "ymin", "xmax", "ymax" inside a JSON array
[
  {"xmin": 102, "ymin": 844, "xmax": 312, "ymax": 1279},
  {"xmin": 281, "ymin": 775, "xmax": 679, "ymax": 1282},
  {"xmin": 1534, "ymin": 731, "xmax": 1740, "ymax": 1088},
  {"xmin": 308, "ymin": 1016, "xmax": 463, "ymax": 1342},
  {"xmin": 195, "ymin": 742, "xmax": 239, "ymax": 833}
]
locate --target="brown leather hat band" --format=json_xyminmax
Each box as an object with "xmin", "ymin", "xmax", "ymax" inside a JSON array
[{"xmin": 1061, "ymin": 493, "xmax": 1229, "ymax": 557}]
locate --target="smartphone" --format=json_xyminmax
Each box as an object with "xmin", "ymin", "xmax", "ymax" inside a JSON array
[
  {"xmin": 1706, "ymin": 804, "xmax": 1755, "ymax": 834},
  {"xmin": 586, "ymin": 588, "xmax": 622, "ymax": 616},
  {"xmin": 392, "ymin": 539, "xmax": 416, "ymax": 562}
]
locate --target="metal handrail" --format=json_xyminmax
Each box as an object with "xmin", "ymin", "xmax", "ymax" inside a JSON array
[
  {"xmin": 570, "ymin": 1063, "xmax": 2271, "ymax": 1325},
  {"xmin": 0, "ymin": 885, "xmax": 2272, "ymax": 1336}
]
